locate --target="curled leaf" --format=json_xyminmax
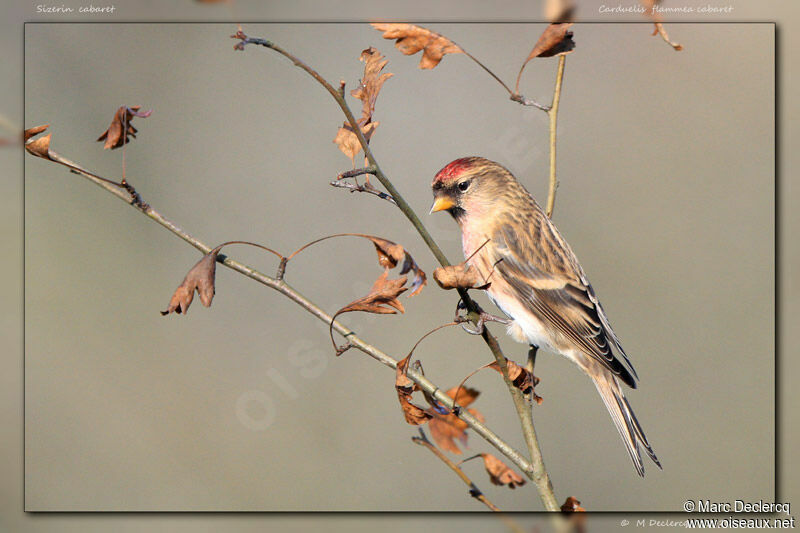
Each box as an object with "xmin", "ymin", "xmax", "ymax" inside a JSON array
[
  {"xmin": 351, "ymin": 47, "xmax": 393, "ymax": 124},
  {"xmin": 527, "ymin": 23, "xmax": 575, "ymax": 59},
  {"xmin": 333, "ymin": 119, "xmax": 378, "ymax": 165},
  {"xmin": 333, "ymin": 47, "xmax": 392, "ymax": 165},
  {"xmin": 561, "ymin": 496, "xmax": 586, "ymax": 513},
  {"xmin": 97, "ymin": 105, "xmax": 152, "ymax": 150},
  {"xmin": 427, "ymin": 386, "xmax": 484, "ymax": 454},
  {"xmin": 367, "ymin": 235, "xmax": 426, "ymax": 296},
  {"xmin": 24, "ymin": 124, "xmax": 49, "ymax": 142},
  {"xmin": 329, "ymin": 270, "xmax": 409, "ymax": 354},
  {"xmin": 24, "ymin": 126, "xmax": 53, "ymax": 160},
  {"xmin": 371, "ymin": 23, "xmax": 464, "ymax": 69},
  {"xmin": 433, "ymin": 263, "xmax": 490, "ymax": 291},
  {"xmin": 337, "ymin": 270, "xmax": 407, "ymax": 316},
  {"xmin": 161, "ymin": 247, "xmax": 220, "ymax": 315},
  {"xmin": 395, "ymin": 355, "xmax": 433, "ymax": 425},
  {"xmin": 515, "ymin": 23, "xmax": 575, "ymax": 93},
  {"xmin": 480, "ymin": 453, "xmax": 526, "ymax": 489},
  {"xmin": 488, "ymin": 360, "xmax": 541, "ymax": 404}
]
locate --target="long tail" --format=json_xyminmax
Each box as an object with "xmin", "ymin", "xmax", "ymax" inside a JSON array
[{"xmin": 586, "ymin": 358, "xmax": 661, "ymax": 476}]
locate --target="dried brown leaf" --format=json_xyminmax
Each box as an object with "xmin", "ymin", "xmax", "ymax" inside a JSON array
[
  {"xmin": 561, "ymin": 496, "xmax": 586, "ymax": 513},
  {"xmin": 488, "ymin": 360, "xmax": 542, "ymax": 404},
  {"xmin": 528, "ymin": 23, "xmax": 576, "ymax": 59},
  {"xmin": 24, "ymin": 130, "xmax": 53, "ymax": 160},
  {"xmin": 395, "ymin": 354, "xmax": 433, "ymax": 425},
  {"xmin": 336, "ymin": 270, "xmax": 408, "ymax": 316},
  {"xmin": 24, "ymin": 124, "xmax": 49, "ymax": 142},
  {"xmin": 161, "ymin": 248, "xmax": 220, "ymax": 316},
  {"xmin": 364, "ymin": 236, "xmax": 426, "ymax": 296},
  {"xmin": 426, "ymin": 386, "xmax": 484, "ymax": 454},
  {"xmin": 516, "ymin": 23, "xmax": 575, "ymax": 93},
  {"xmin": 332, "ymin": 47, "xmax": 392, "ymax": 165},
  {"xmin": 351, "ymin": 47, "xmax": 394, "ymax": 123},
  {"xmin": 433, "ymin": 263, "xmax": 490, "ymax": 291},
  {"xmin": 480, "ymin": 453, "xmax": 526, "ymax": 489},
  {"xmin": 97, "ymin": 105, "xmax": 152, "ymax": 150},
  {"xmin": 333, "ymin": 119, "xmax": 378, "ymax": 165},
  {"xmin": 371, "ymin": 23, "xmax": 464, "ymax": 70}
]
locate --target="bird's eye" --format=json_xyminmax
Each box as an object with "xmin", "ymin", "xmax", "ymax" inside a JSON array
[{"xmin": 458, "ymin": 180, "xmax": 471, "ymax": 192}]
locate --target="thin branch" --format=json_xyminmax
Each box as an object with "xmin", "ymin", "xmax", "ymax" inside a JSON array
[
  {"xmin": 462, "ymin": 48, "xmax": 550, "ymax": 110},
  {"xmin": 510, "ymin": 92, "xmax": 552, "ymax": 111},
  {"xmin": 26, "ymin": 146, "xmax": 535, "ymax": 483},
  {"xmin": 336, "ymin": 166, "xmax": 377, "ymax": 180},
  {"xmin": 480, "ymin": 327, "xmax": 558, "ymax": 511},
  {"xmin": 412, "ymin": 429, "xmax": 503, "ymax": 513},
  {"xmin": 330, "ymin": 179, "xmax": 396, "ymax": 205},
  {"xmin": 233, "ymin": 31, "xmax": 559, "ymax": 510},
  {"xmin": 545, "ymin": 55, "xmax": 566, "ymax": 219}
]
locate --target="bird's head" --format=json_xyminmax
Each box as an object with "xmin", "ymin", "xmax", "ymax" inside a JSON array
[{"xmin": 430, "ymin": 157, "xmax": 516, "ymax": 221}]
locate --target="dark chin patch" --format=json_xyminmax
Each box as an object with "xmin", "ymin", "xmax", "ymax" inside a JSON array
[{"xmin": 449, "ymin": 206, "xmax": 466, "ymax": 220}]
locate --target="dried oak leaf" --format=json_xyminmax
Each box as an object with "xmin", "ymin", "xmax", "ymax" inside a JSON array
[
  {"xmin": 351, "ymin": 47, "xmax": 394, "ymax": 123},
  {"xmin": 97, "ymin": 105, "xmax": 152, "ymax": 150},
  {"xmin": 24, "ymin": 125, "xmax": 53, "ymax": 160},
  {"xmin": 427, "ymin": 386, "xmax": 484, "ymax": 454},
  {"xmin": 371, "ymin": 23, "xmax": 464, "ymax": 70},
  {"xmin": 161, "ymin": 248, "xmax": 220, "ymax": 315},
  {"xmin": 488, "ymin": 360, "xmax": 542, "ymax": 404},
  {"xmin": 480, "ymin": 453, "xmax": 526, "ymax": 489},
  {"xmin": 561, "ymin": 496, "xmax": 586, "ymax": 513},
  {"xmin": 433, "ymin": 263, "xmax": 490, "ymax": 291},
  {"xmin": 395, "ymin": 354, "xmax": 433, "ymax": 425},
  {"xmin": 333, "ymin": 119, "xmax": 378, "ymax": 165},
  {"xmin": 333, "ymin": 47, "xmax": 392, "ymax": 165}
]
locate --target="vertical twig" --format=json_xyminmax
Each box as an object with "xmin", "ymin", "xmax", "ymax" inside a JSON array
[
  {"xmin": 545, "ymin": 55, "xmax": 566, "ymax": 219},
  {"xmin": 234, "ymin": 31, "xmax": 560, "ymax": 511}
]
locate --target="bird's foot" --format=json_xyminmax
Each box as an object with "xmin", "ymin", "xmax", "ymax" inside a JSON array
[{"xmin": 455, "ymin": 299, "xmax": 510, "ymax": 335}]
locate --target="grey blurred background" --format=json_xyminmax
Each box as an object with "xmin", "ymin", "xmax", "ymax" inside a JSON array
[
  {"xmin": 22, "ymin": 21, "xmax": 773, "ymax": 512},
  {"xmin": 3, "ymin": 0, "xmax": 796, "ymax": 530}
]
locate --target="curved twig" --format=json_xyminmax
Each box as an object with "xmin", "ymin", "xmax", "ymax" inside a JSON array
[{"xmin": 27, "ymin": 146, "xmax": 536, "ymax": 484}]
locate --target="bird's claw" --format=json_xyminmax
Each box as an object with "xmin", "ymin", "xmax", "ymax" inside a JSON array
[{"xmin": 454, "ymin": 299, "xmax": 510, "ymax": 335}]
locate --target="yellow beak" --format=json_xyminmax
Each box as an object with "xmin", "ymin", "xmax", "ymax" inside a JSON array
[{"xmin": 430, "ymin": 196, "xmax": 456, "ymax": 214}]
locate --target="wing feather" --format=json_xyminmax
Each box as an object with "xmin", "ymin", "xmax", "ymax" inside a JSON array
[{"xmin": 488, "ymin": 209, "xmax": 638, "ymax": 387}]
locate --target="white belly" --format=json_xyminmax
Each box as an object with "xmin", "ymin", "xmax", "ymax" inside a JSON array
[{"xmin": 486, "ymin": 290, "xmax": 561, "ymax": 354}]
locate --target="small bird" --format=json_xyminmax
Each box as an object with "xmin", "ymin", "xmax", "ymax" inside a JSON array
[{"xmin": 430, "ymin": 156, "xmax": 660, "ymax": 476}]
